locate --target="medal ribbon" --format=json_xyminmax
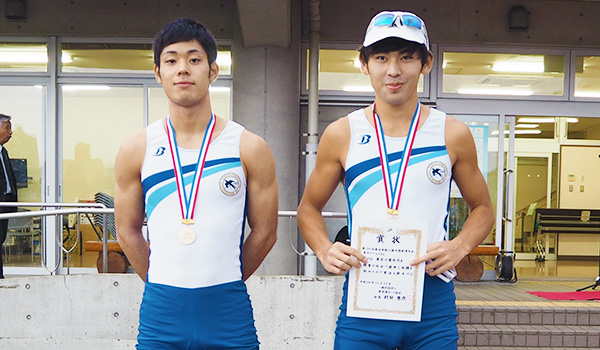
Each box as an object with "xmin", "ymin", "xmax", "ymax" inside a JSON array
[
  {"xmin": 372, "ymin": 102, "xmax": 421, "ymax": 215},
  {"xmin": 165, "ymin": 114, "xmax": 216, "ymax": 224}
]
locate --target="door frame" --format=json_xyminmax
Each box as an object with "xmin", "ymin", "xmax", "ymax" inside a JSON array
[{"xmin": 513, "ymin": 152, "xmax": 555, "ymax": 260}]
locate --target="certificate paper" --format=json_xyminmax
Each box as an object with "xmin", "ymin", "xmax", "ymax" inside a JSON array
[{"xmin": 347, "ymin": 218, "xmax": 428, "ymax": 322}]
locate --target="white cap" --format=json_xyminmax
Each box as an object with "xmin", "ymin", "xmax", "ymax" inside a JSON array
[{"xmin": 363, "ymin": 11, "xmax": 429, "ymax": 49}]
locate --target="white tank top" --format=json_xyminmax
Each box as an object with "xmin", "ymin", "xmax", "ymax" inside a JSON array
[
  {"xmin": 141, "ymin": 119, "xmax": 247, "ymax": 288},
  {"xmin": 344, "ymin": 107, "xmax": 452, "ymax": 244}
]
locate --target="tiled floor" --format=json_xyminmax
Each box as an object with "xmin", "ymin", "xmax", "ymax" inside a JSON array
[{"xmin": 457, "ymin": 258, "xmax": 600, "ymax": 305}]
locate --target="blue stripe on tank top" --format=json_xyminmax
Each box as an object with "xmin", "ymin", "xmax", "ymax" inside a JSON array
[
  {"xmin": 239, "ymin": 196, "xmax": 248, "ymax": 276},
  {"xmin": 344, "ymin": 185, "xmax": 353, "ymax": 239},
  {"xmin": 144, "ymin": 160, "xmax": 242, "ymax": 220},
  {"xmin": 346, "ymin": 150, "xmax": 448, "ymax": 212},
  {"xmin": 345, "ymin": 145, "xmax": 446, "ymax": 188},
  {"xmin": 142, "ymin": 157, "xmax": 240, "ymax": 199},
  {"xmin": 444, "ymin": 177, "xmax": 453, "ymax": 234}
]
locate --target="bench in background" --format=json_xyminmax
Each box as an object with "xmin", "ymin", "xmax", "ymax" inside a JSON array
[{"xmin": 534, "ymin": 208, "xmax": 600, "ymax": 261}]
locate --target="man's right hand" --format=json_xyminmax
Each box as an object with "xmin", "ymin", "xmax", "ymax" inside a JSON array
[{"xmin": 317, "ymin": 242, "xmax": 367, "ymax": 274}]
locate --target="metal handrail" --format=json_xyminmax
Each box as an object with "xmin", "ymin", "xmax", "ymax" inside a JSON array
[
  {"xmin": 0, "ymin": 204, "xmax": 348, "ymax": 275},
  {"xmin": 0, "ymin": 202, "xmax": 107, "ymax": 209},
  {"xmin": 0, "ymin": 203, "xmax": 112, "ymax": 273},
  {"xmin": 277, "ymin": 211, "xmax": 347, "ymax": 218}
]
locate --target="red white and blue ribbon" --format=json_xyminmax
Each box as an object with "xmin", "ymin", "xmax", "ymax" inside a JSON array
[
  {"xmin": 372, "ymin": 102, "xmax": 421, "ymax": 215},
  {"xmin": 165, "ymin": 114, "xmax": 216, "ymax": 224}
]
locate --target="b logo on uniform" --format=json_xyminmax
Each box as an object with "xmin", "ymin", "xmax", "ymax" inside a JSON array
[
  {"xmin": 154, "ymin": 147, "xmax": 166, "ymax": 156},
  {"xmin": 359, "ymin": 134, "xmax": 371, "ymax": 145}
]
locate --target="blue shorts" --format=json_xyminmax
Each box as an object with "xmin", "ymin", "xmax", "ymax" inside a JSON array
[
  {"xmin": 136, "ymin": 280, "xmax": 259, "ymax": 350},
  {"xmin": 335, "ymin": 274, "xmax": 458, "ymax": 350}
]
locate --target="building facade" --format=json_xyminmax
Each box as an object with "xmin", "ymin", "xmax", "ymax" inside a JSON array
[{"xmin": 1, "ymin": 0, "xmax": 599, "ymax": 276}]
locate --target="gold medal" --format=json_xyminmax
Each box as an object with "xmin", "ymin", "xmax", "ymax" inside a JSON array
[
  {"xmin": 181, "ymin": 218, "xmax": 194, "ymax": 225},
  {"xmin": 178, "ymin": 226, "xmax": 196, "ymax": 245}
]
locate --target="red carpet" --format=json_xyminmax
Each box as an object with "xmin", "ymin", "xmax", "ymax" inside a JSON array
[{"xmin": 527, "ymin": 290, "xmax": 600, "ymax": 300}]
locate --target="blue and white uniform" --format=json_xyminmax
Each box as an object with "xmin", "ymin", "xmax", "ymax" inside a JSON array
[
  {"xmin": 137, "ymin": 119, "xmax": 259, "ymax": 350},
  {"xmin": 335, "ymin": 107, "xmax": 459, "ymax": 350}
]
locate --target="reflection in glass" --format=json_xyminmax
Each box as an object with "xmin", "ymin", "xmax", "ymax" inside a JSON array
[
  {"xmin": 448, "ymin": 118, "xmax": 498, "ymax": 245},
  {"xmin": 306, "ymin": 49, "xmax": 424, "ymax": 93},
  {"xmin": 514, "ymin": 157, "xmax": 550, "ymax": 254},
  {"xmin": 62, "ymin": 86, "xmax": 143, "ymax": 268},
  {"xmin": 0, "ymin": 43, "xmax": 48, "ymax": 72},
  {"xmin": 216, "ymin": 49, "xmax": 232, "ymax": 75},
  {"xmin": 574, "ymin": 56, "xmax": 600, "ymax": 99},
  {"xmin": 491, "ymin": 116, "xmax": 557, "ymax": 139},
  {"xmin": 61, "ymin": 43, "xmax": 154, "ymax": 73},
  {"xmin": 0, "ymin": 85, "xmax": 44, "ymax": 268},
  {"xmin": 61, "ymin": 42, "xmax": 232, "ymax": 75},
  {"xmin": 566, "ymin": 117, "xmax": 600, "ymax": 140},
  {"xmin": 62, "ymin": 86, "xmax": 143, "ymax": 203},
  {"xmin": 442, "ymin": 52, "xmax": 565, "ymax": 96}
]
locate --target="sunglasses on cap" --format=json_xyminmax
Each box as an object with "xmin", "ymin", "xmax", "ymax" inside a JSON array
[
  {"xmin": 371, "ymin": 12, "xmax": 423, "ymax": 30},
  {"xmin": 363, "ymin": 11, "xmax": 429, "ymax": 48}
]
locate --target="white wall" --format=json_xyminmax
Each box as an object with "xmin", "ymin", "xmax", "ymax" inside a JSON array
[{"xmin": 560, "ymin": 146, "xmax": 600, "ymax": 210}]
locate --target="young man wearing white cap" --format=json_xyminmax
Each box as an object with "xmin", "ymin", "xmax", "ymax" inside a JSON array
[{"xmin": 298, "ymin": 11, "xmax": 494, "ymax": 349}]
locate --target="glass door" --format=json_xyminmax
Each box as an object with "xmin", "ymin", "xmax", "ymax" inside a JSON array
[
  {"xmin": 448, "ymin": 115, "xmax": 502, "ymax": 246},
  {"xmin": 60, "ymin": 84, "xmax": 145, "ymax": 271},
  {"xmin": 0, "ymin": 85, "xmax": 45, "ymax": 273},
  {"xmin": 513, "ymin": 153, "xmax": 556, "ymax": 260}
]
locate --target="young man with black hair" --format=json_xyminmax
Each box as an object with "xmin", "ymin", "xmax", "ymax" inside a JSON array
[
  {"xmin": 115, "ymin": 18, "xmax": 277, "ymax": 349},
  {"xmin": 298, "ymin": 11, "xmax": 494, "ymax": 349}
]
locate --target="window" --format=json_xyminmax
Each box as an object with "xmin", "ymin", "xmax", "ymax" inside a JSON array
[
  {"xmin": 61, "ymin": 42, "xmax": 232, "ymax": 75},
  {"xmin": 61, "ymin": 85, "xmax": 144, "ymax": 268},
  {"xmin": 573, "ymin": 55, "xmax": 600, "ymax": 99},
  {"xmin": 507, "ymin": 116, "xmax": 600, "ymax": 141},
  {"xmin": 305, "ymin": 48, "xmax": 425, "ymax": 95},
  {"xmin": 61, "ymin": 86, "xmax": 144, "ymax": 205},
  {"xmin": 566, "ymin": 117, "xmax": 600, "ymax": 140},
  {"xmin": 512, "ymin": 116, "xmax": 556, "ymax": 139},
  {"xmin": 442, "ymin": 51, "xmax": 565, "ymax": 97},
  {"xmin": 448, "ymin": 115, "xmax": 499, "ymax": 242},
  {"xmin": 0, "ymin": 85, "xmax": 44, "ymax": 203},
  {"xmin": 0, "ymin": 85, "xmax": 44, "ymax": 268},
  {"xmin": 0, "ymin": 43, "xmax": 48, "ymax": 72},
  {"xmin": 61, "ymin": 43, "xmax": 153, "ymax": 74}
]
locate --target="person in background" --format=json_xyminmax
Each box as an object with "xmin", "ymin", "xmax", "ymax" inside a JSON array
[{"xmin": 0, "ymin": 114, "xmax": 18, "ymax": 279}]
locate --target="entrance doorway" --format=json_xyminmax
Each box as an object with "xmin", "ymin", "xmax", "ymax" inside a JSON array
[{"xmin": 513, "ymin": 153, "xmax": 558, "ymax": 259}]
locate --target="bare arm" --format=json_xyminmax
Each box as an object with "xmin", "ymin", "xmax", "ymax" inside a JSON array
[
  {"xmin": 297, "ymin": 117, "xmax": 366, "ymax": 274},
  {"xmin": 411, "ymin": 117, "xmax": 495, "ymax": 275},
  {"xmin": 115, "ymin": 131, "xmax": 149, "ymax": 281},
  {"xmin": 240, "ymin": 131, "xmax": 278, "ymax": 281}
]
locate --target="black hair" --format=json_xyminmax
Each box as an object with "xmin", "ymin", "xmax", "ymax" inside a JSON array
[
  {"xmin": 153, "ymin": 17, "xmax": 217, "ymax": 68},
  {"xmin": 359, "ymin": 38, "xmax": 430, "ymax": 67}
]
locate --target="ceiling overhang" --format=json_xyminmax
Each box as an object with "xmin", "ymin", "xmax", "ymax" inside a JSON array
[{"xmin": 236, "ymin": 0, "xmax": 291, "ymax": 48}]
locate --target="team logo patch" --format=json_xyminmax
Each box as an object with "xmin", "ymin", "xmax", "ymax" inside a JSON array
[
  {"xmin": 358, "ymin": 134, "xmax": 372, "ymax": 145},
  {"xmin": 154, "ymin": 147, "xmax": 166, "ymax": 156},
  {"xmin": 426, "ymin": 161, "xmax": 448, "ymax": 184},
  {"xmin": 220, "ymin": 173, "xmax": 241, "ymax": 196}
]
